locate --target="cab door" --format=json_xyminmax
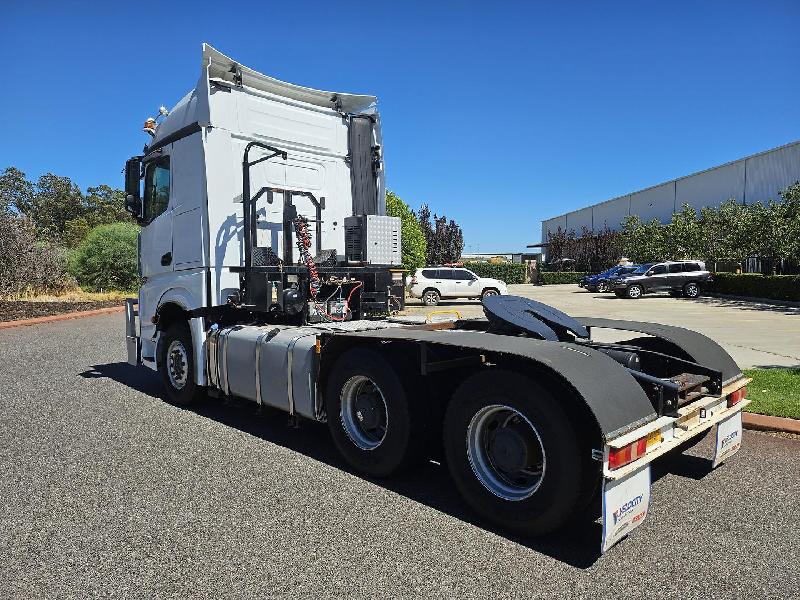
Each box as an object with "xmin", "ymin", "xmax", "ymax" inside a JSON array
[
  {"xmin": 139, "ymin": 154, "xmax": 173, "ymax": 279},
  {"xmin": 436, "ymin": 269, "xmax": 457, "ymax": 297}
]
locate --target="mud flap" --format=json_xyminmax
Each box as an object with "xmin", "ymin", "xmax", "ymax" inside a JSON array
[
  {"xmin": 713, "ymin": 411, "xmax": 743, "ymax": 468},
  {"xmin": 601, "ymin": 465, "xmax": 651, "ymax": 553}
]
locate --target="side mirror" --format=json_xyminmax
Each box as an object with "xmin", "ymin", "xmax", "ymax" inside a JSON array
[
  {"xmin": 124, "ymin": 157, "xmax": 143, "ymax": 220},
  {"xmin": 645, "ymin": 271, "xmax": 653, "ymax": 276}
]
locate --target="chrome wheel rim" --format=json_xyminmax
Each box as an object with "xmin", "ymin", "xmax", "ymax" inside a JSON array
[
  {"xmin": 167, "ymin": 339, "xmax": 189, "ymax": 390},
  {"xmin": 598, "ymin": 282, "xmax": 607, "ymax": 292},
  {"xmin": 340, "ymin": 375, "xmax": 388, "ymax": 450},
  {"xmin": 483, "ymin": 290, "xmax": 498, "ymax": 298},
  {"xmin": 424, "ymin": 291, "xmax": 439, "ymax": 305},
  {"xmin": 686, "ymin": 284, "xmax": 698, "ymax": 297},
  {"xmin": 629, "ymin": 286, "xmax": 641, "ymax": 298},
  {"xmin": 466, "ymin": 404, "xmax": 546, "ymax": 501}
]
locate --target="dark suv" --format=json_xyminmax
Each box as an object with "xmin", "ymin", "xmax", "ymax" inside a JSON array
[{"xmin": 613, "ymin": 261, "xmax": 712, "ymax": 299}]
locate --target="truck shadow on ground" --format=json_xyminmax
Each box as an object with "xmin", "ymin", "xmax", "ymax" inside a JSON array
[{"xmin": 83, "ymin": 361, "xmax": 710, "ymax": 569}]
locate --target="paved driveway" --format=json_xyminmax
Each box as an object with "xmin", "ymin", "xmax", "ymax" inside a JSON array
[
  {"xmin": 404, "ymin": 284, "xmax": 800, "ymax": 369},
  {"xmin": 1, "ymin": 313, "xmax": 798, "ymax": 598}
]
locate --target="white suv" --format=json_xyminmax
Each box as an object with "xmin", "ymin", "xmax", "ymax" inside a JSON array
[{"xmin": 408, "ymin": 267, "xmax": 508, "ymax": 306}]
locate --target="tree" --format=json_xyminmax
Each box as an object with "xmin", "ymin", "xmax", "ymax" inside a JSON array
[
  {"xmin": 68, "ymin": 222, "xmax": 140, "ymax": 291},
  {"xmin": 0, "ymin": 167, "xmax": 34, "ymax": 215},
  {"xmin": 386, "ymin": 190, "xmax": 427, "ymax": 270},
  {"xmin": 664, "ymin": 204, "xmax": 704, "ymax": 260},
  {"xmin": 417, "ymin": 203, "xmax": 464, "ymax": 265}
]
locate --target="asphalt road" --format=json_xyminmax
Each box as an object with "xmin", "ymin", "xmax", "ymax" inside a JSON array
[
  {"xmin": 1, "ymin": 313, "xmax": 799, "ymax": 599},
  {"xmin": 404, "ymin": 284, "xmax": 800, "ymax": 369}
]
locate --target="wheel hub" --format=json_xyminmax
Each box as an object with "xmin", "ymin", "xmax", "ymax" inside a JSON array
[
  {"xmin": 487, "ymin": 425, "xmax": 536, "ymax": 473},
  {"xmin": 167, "ymin": 340, "xmax": 189, "ymax": 390},
  {"xmin": 355, "ymin": 393, "xmax": 382, "ymax": 430},
  {"xmin": 340, "ymin": 376, "xmax": 388, "ymax": 450},
  {"xmin": 466, "ymin": 404, "xmax": 546, "ymax": 501}
]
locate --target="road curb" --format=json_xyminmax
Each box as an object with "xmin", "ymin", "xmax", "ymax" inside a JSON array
[
  {"xmin": 0, "ymin": 306, "xmax": 125, "ymax": 330},
  {"xmin": 743, "ymin": 412, "xmax": 800, "ymax": 434}
]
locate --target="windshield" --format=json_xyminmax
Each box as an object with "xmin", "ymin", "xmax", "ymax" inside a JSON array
[{"xmin": 632, "ymin": 263, "xmax": 654, "ymax": 274}]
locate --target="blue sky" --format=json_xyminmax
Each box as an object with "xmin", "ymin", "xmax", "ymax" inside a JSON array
[{"xmin": 1, "ymin": 1, "xmax": 798, "ymax": 252}]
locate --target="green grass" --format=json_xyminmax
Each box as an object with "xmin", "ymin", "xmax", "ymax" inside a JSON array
[{"xmin": 743, "ymin": 368, "xmax": 800, "ymax": 420}]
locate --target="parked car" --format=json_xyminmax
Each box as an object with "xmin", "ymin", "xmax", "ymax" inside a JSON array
[
  {"xmin": 409, "ymin": 267, "xmax": 508, "ymax": 306},
  {"xmin": 581, "ymin": 265, "xmax": 639, "ymax": 292},
  {"xmin": 613, "ymin": 260, "xmax": 712, "ymax": 299}
]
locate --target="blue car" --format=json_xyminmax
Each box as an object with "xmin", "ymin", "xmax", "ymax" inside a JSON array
[{"xmin": 580, "ymin": 265, "xmax": 639, "ymax": 292}]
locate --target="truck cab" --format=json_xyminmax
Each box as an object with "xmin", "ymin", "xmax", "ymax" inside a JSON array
[{"xmin": 124, "ymin": 44, "xmax": 401, "ymax": 391}]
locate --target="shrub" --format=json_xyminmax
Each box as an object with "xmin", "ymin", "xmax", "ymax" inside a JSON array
[
  {"xmin": 464, "ymin": 261, "xmax": 526, "ymax": 284},
  {"xmin": 0, "ymin": 213, "xmax": 75, "ymax": 298},
  {"xmin": 386, "ymin": 191, "xmax": 426, "ymax": 271},
  {"xmin": 709, "ymin": 272, "xmax": 800, "ymax": 301},
  {"xmin": 69, "ymin": 222, "xmax": 140, "ymax": 291},
  {"xmin": 539, "ymin": 271, "xmax": 589, "ymax": 285}
]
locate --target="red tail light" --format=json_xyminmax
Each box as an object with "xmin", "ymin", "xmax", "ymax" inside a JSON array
[
  {"xmin": 608, "ymin": 437, "xmax": 647, "ymax": 470},
  {"xmin": 727, "ymin": 386, "xmax": 747, "ymax": 408}
]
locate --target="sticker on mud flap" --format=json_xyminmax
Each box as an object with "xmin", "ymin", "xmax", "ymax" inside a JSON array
[
  {"xmin": 713, "ymin": 410, "xmax": 743, "ymax": 468},
  {"xmin": 601, "ymin": 465, "xmax": 651, "ymax": 553}
]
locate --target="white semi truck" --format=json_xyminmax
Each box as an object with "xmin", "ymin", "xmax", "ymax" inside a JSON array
[{"xmin": 124, "ymin": 45, "xmax": 750, "ymax": 552}]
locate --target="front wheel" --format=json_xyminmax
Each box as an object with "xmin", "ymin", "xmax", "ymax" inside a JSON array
[
  {"xmin": 443, "ymin": 370, "xmax": 589, "ymax": 536},
  {"xmin": 597, "ymin": 281, "xmax": 608, "ymax": 292},
  {"xmin": 481, "ymin": 288, "xmax": 500, "ymax": 300},
  {"xmin": 683, "ymin": 282, "xmax": 701, "ymax": 298},
  {"xmin": 159, "ymin": 322, "xmax": 202, "ymax": 406},
  {"xmin": 627, "ymin": 284, "xmax": 643, "ymax": 299}
]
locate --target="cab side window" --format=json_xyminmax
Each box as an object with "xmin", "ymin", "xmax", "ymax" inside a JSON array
[
  {"xmin": 453, "ymin": 269, "xmax": 474, "ymax": 280},
  {"xmin": 650, "ymin": 264, "xmax": 667, "ymax": 275},
  {"xmin": 668, "ymin": 263, "xmax": 684, "ymax": 273},
  {"xmin": 143, "ymin": 156, "xmax": 170, "ymax": 222}
]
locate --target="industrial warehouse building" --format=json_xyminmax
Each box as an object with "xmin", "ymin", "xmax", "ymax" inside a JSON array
[{"xmin": 538, "ymin": 140, "xmax": 800, "ymax": 260}]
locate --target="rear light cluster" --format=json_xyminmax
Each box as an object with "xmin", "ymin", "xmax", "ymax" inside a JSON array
[
  {"xmin": 608, "ymin": 437, "xmax": 647, "ymax": 470},
  {"xmin": 727, "ymin": 386, "xmax": 747, "ymax": 408}
]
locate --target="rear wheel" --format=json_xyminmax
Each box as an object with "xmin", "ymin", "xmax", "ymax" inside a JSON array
[
  {"xmin": 627, "ymin": 284, "xmax": 643, "ymax": 299},
  {"xmin": 683, "ymin": 282, "xmax": 700, "ymax": 298},
  {"xmin": 326, "ymin": 348, "xmax": 422, "ymax": 477},
  {"xmin": 597, "ymin": 281, "xmax": 608, "ymax": 292},
  {"xmin": 422, "ymin": 289, "xmax": 441, "ymax": 306},
  {"xmin": 159, "ymin": 322, "xmax": 202, "ymax": 406},
  {"xmin": 443, "ymin": 370, "xmax": 588, "ymax": 536}
]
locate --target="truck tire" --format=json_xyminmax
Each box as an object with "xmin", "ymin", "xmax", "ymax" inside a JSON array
[
  {"xmin": 481, "ymin": 288, "xmax": 500, "ymax": 300},
  {"xmin": 626, "ymin": 284, "xmax": 643, "ymax": 299},
  {"xmin": 597, "ymin": 281, "xmax": 608, "ymax": 292},
  {"xmin": 159, "ymin": 322, "xmax": 202, "ymax": 406},
  {"xmin": 325, "ymin": 348, "xmax": 423, "ymax": 477},
  {"xmin": 422, "ymin": 289, "xmax": 440, "ymax": 306},
  {"xmin": 443, "ymin": 370, "xmax": 587, "ymax": 536}
]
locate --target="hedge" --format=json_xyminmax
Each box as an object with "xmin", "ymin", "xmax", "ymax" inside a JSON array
[
  {"xmin": 539, "ymin": 271, "xmax": 589, "ymax": 285},
  {"xmin": 68, "ymin": 222, "xmax": 140, "ymax": 292},
  {"xmin": 463, "ymin": 261, "xmax": 527, "ymax": 284},
  {"xmin": 709, "ymin": 273, "xmax": 800, "ymax": 301}
]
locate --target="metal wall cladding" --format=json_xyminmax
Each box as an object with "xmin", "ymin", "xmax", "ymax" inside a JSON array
[
  {"xmin": 540, "ymin": 141, "xmax": 800, "ymax": 240},
  {"xmin": 592, "ymin": 196, "xmax": 630, "ymax": 231},
  {"xmin": 629, "ymin": 182, "xmax": 675, "ymax": 224},
  {"xmin": 745, "ymin": 143, "xmax": 800, "ymax": 204},
  {"xmin": 566, "ymin": 206, "xmax": 593, "ymax": 233},
  {"xmin": 676, "ymin": 160, "xmax": 744, "ymax": 210}
]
